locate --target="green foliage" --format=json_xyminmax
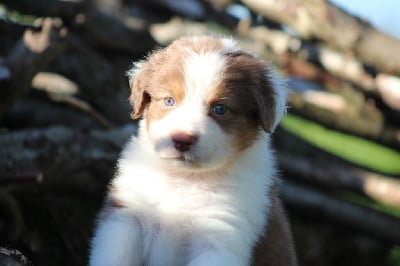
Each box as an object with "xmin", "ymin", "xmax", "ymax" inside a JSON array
[
  {"xmin": 339, "ymin": 191, "xmax": 400, "ymax": 218},
  {"xmin": 280, "ymin": 114, "xmax": 400, "ymax": 175},
  {"xmin": 387, "ymin": 246, "xmax": 400, "ymax": 266},
  {"xmin": 0, "ymin": 4, "xmax": 37, "ymax": 24}
]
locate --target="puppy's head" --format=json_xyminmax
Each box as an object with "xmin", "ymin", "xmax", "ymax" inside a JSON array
[{"xmin": 128, "ymin": 36, "xmax": 286, "ymax": 170}]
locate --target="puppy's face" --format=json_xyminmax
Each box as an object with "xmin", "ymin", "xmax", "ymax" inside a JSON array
[{"xmin": 128, "ymin": 36, "xmax": 286, "ymax": 170}]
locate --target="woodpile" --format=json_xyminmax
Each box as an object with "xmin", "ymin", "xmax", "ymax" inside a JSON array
[{"xmin": 1, "ymin": 0, "xmax": 399, "ymax": 265}]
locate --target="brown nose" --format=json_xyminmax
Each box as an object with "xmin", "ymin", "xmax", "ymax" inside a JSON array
[{"xmin": 171, "ymin": 132, "xmax": 198, "ymax": 152}]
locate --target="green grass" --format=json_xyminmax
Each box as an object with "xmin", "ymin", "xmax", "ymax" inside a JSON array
[
  {"xmin": 387, "ymin": 246, "xmax": 400, "ymax": 266},
  {"xmin": 280, "ymin": 114, "xmax": 400, "ymax": 175},
  {"xmin": 339, "ymin": 191, "xmax": 400, "ymax": 218}
]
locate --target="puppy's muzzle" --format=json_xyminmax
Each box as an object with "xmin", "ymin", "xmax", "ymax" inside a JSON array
[{"xmin": 171, "ymin": 132, "xmax": 198, "ymax": 152}]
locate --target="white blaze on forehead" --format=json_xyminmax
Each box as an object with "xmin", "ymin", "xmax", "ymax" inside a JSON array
[
  {"xmin": 145, "ymin": 47, "xmax": 237, "ymax": 167},
  {"xmin": 182, "ymin": 51, "xmax": 226, "ymax": 108}
]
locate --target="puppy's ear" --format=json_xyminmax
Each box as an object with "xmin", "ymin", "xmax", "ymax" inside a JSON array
[
  {"xmin": 256, "ymin": 68, "xmax": 287, "ymax": 133},
  {"xmin": 127, "ymin": 62, "xmax": 151, "ymax": 120},
  {"xmin": 224, "ymin": 51, "xmax": 287, "ymax": 133}
]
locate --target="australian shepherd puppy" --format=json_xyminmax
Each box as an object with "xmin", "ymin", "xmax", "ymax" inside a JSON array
[{"xmin": 89, "ymin": 36, "xmax": 297, "ymax": 266}]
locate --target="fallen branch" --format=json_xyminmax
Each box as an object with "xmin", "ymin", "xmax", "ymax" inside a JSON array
[
  {"xmin": 0, "ymin": 125, "xmax": 135, "ymax": 186},
  {"xmin": 31, "ymin": 72, "xmax": 111, "ymax": 128}
]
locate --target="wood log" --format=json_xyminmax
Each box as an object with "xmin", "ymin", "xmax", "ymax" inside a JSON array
[
  {"xmin": 1, "ymin": 94, "xmax": 105, "ymax": 130},
  {"xmin": 237, "ymin": 23, "xmax": 400, "ymax": 122},
  {"xmin": 241, "ymin": 0, "xmax": 400, "ymax": 75},
  {"xmin": 0, "ymin": 125, "xmax": 135, "ymax": 189},
  {"xmin": 52, "ymin": 37, "xmax": 132, "ymax": 125},
  {"xmin": 376, "ymin": 74, "xmax": 400, "ymax": 111},
  {"xmin": 278, "ymin": 152, "xmax": 400, "ymax": 207},
  {"xmin": 238, "ymin": 24, "xmax": 376, "ymax": 91},
  {"xmin": 79, "ymin": 10, "xmax": 157, "ymax": 55},
  {"xmin": 281, "ymin": 181, "xmax": 400, "ymax": 244},
  {"xmin": 289, "ymin": 78, "xmax": 400, "ymax": 150}
]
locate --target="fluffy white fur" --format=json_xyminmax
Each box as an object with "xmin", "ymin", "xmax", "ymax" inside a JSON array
[{"xmin": 89, "ymin": 37, "xmax": 287, "ymax": 266}]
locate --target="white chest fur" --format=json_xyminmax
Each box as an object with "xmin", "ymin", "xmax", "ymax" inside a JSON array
[{"xmin": 89, "ymin": 132, "xmax": 276, "ymax": 266}]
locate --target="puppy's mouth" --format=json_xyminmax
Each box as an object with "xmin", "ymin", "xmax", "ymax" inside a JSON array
[
  {"xmin": 159, "ymin": 151, "xmax": 196, "ymax": 164},
  {"xmin": 155, "ymin": 146, "xmax": 205, "ymax": 168},
  {"xmin": 153, "ymin": 139, "xmax": 219, "ymax": 169}
]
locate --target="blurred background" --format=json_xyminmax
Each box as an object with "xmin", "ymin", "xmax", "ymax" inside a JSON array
[{"xmin": 1, "ymin": 0, "xmax": 400, "ymax": 265}]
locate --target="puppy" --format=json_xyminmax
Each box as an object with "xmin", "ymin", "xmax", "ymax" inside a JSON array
[{"xmin": 89, "ymin": 36, "xmax": 297, "ymax": 266}]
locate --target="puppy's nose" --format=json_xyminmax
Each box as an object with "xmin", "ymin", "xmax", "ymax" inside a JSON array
[{"xmin": 171, "ymin": 132, "xmax": 198, "ymax": 152}]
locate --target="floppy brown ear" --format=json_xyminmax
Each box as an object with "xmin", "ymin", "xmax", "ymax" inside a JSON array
[
  {"xmin": 255, "ymin": 87, "xmax": 275, "ymax": 133},
  {"xmin": 224, "ymin": 51, "xmax": 286, "ymax": 133},
  {"xmin": 255, "ymin": 68, "xmax": 287, "ymax": 133},
  {"xmin": 127, "ymin": 64, "xmax": 151, "ymax": 120}
]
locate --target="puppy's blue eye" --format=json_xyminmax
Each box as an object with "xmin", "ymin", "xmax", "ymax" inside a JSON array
[
  {"xmin": 164, "ymin": 97, "xmax": 175, "ymax": 107},
  {"xmin": 212, "ymin": 103, "xmax": 228, "ymax": 115}
]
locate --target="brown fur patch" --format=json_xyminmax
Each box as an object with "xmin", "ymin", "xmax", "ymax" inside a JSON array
[
  {"xmin": 129, "ymin": 36, "xmax": 225, "ymax": 121},
  {"xmin": 130, "ymin": 49, "xmax": 186, "ymax": 121},
  {"xmin": 225, "ymin": 51, "xmax": 276, "ymax": 132},
  {"xmin": 251, "ymin": 186, "xmax": 298, "ymax": 266},
  {"xmin": 207, "ymin": 51, "xmax": 276, "ymax": 150}
]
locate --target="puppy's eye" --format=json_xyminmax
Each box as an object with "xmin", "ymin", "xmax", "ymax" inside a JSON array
[
  {"xmin": 164, "ymin": 97, "xmax": 176, "ymax": 107},
  {"xmin": 212, "ymin": 103, "xmax": 228, "ymax": 115}
]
